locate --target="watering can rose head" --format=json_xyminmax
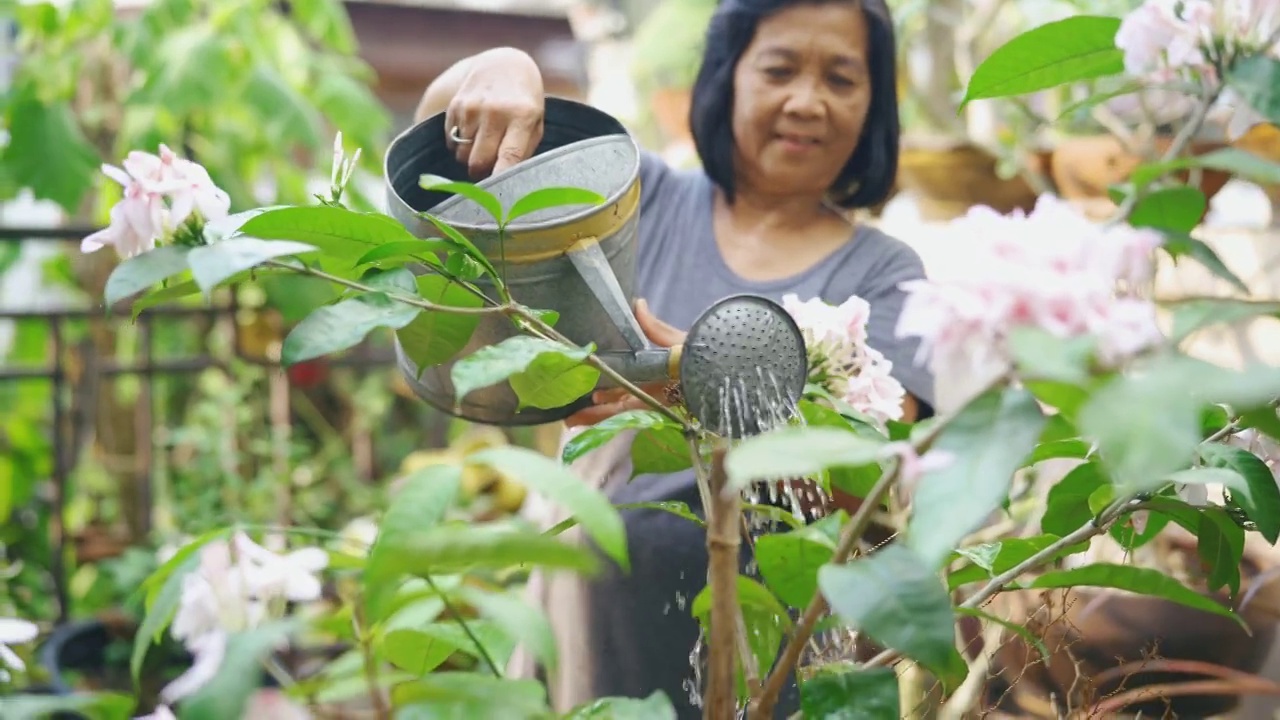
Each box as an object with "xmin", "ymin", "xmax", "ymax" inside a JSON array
[
  {"xmin": 81, "ymin": 144, "xmax": 231, "ymax": 259},
  {"xmin": 781, "ymin": 292, "xmax": 906, "ymax": 425}
]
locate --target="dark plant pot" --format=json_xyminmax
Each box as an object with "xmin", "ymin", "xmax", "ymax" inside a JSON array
[
  {"xmin": 993, "ymin": 553, "xmax": 1280, "ymax": 718},
  {"xmin": 38, "ymin": 618, "xmax": 192, "ymax": 717}
]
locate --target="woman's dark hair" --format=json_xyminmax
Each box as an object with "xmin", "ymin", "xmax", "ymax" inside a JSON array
[{"xmin": 688, "ymin": 0, "xmax": 899, "ymax": 209}]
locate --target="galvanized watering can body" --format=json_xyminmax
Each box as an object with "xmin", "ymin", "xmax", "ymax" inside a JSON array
[{"xmin": 384, "ymin": 97, "xmax": 654, "ymax": 426}]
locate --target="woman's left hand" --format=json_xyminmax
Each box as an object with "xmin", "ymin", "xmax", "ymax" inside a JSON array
[{"xmin": 565, "ymin": 299, "xmax": 685, "ymax": 428}]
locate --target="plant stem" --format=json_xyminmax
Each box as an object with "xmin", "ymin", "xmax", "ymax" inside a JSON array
[
  {"xmin": 705, "ymin": 447, "xmax": 742, "ymax": 720},
  {"xmin": 422, "ymin": 574, "xmax": 501, "ymax": 676},
  {"xmin": 747, "ymin": 462, "xmax": 901, "ymax": 719},
  {"xmin": 353, "ymin": 601, "xmax": 391, "ymax": 720}
]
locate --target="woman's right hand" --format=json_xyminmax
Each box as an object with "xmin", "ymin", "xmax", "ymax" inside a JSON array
[{"xmin": 445, "ymin": 47, "xmax": 546, "ymax": 180}]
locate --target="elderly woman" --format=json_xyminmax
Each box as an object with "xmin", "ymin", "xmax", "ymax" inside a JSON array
[{"xmin": 414, "ymin": 0, "xmax": 934, "ymax": 716}]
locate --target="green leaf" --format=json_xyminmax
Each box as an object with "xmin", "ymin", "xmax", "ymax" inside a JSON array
[
  {"xmin": 1127, "ymin": 186, "xmax": 1206, "ymax": 233},
  {"xmin": 1132, "ymin": 147, "xmax": 1280, "ymax": 188},
  {"xmin": 1227, "ymin": 55, "xmax": 1280, "ymax": 126},
  {"xmin": 130, "ymin": 549, "xmax": 198, "ymax": 682},
  {"xmin": 1168, "ymin": 298, "xmax": 1280, "ymax": 342},
  {"xmin": 418, "ymin": 212, "xmax": 499, "ymax": 279},
  {"xmin": 393, "ymin": 673, "xmax": 549, "ymax": 719},
  {"xmin": 0, "ymin": 693, "xmax": 135, "ymax": 720},
  {"xmin": 467, "ymin": 446, "xmax": 628, "ymax": 571},
  {"xmin": 561, "ymin": 410, "xmax": 676, "ymax": 463},
  {"xmin": 355, "ymin": 239, "xmax": 450, "ymax": 268},
  {"xmin": 1078, "ymin": 354, "xmax": 1280, "ymax": 495},
  {"xmin": 690, "ymin": 575, "xmax": 792, "ymax": 700},
  {"xmin": 755, "ymin": 511, "xmax": 843, "ymax": 608},
  {"xmin": 420, "ymin": 174, "xmax": 506, "ymax": 225},
  {"xmin": 187, "ymin": 237, "xmax": 317, "ymax": 293},
  {"xmin": 137, "ymin": 24, "xmax": 236, "ymax": 116},
  {"xmin": 946, "ymin": 534, "xmax": 1085, "ymax": 590},
  {"xmin": 907, "ymin": 387, "xmax": 1048, "ymax": 568},
  {"xmin": 1027, "ymin": 564, "xmax": 1245, "ymax": 626},
  {"xmin": 1041, "ymin": 462, "xmax": 1108, "ymax": 536},
  {"xmin": 396, "ymin": 275, "xmax": 486, "ymax": 368},
  {"xmin": 6, "ymin": 89, "xmax": 99, "ymax": 212},
  {"xmin": 450, "ymin": 336, "xmax": 595, "ymax": 408},
  {"xmin": 1241, "ymin": 406, "xmax": 1280, "ymax": 441},
  {"xmin": 562, "ymin": 692, "xmax": 679, "ymax": 720},
  {"xmin": 506, "ymin": 187, "xmax": 607, "ymax": 223},
  {"xmin": 457, "ymin": 586, "xmax": 557, "ymax": 671},
  {"xmin": 282, "ymin": 293, "xmax": 420, "ymax": 365},
  {"xmin": 1197, "ymin": 507, "xmax": 1245, "ymax": 597},
  {"xmin": 724, "ymin": 426, "xmax": 885, "ymax": 491},
  {"xmin": 374, "ymin": 522, "xmax": 599, "ymax": 578},
  {"xmin": 1197, "ymin": 443, "xmax": 1280, "ymax": 543},
  {"xmin": 239, "ymin": 205, "xmax": 422, "ymax": 261},
  {"xmin": 104, "ymin": 245, "xmax": 193, "ymax": 306},
  {"xmin": 800, "ymin": 666, "xmax": 899, "ymax": 720},
  {"xmin": 508, "ymin": 348, "xmax": 601, "ymax": 410},
  {"xmin": 1161, "ymin": 232, "xmax": 1250, "ymax": 295},
  {"xmin": 961, "ymin": 16, "xmax": 1124, "ymax": 105},
  {"xmin": 365, "ymin": 464, "xmax": 462, "ymax": 620},
  {"xmin": 955, "ymin": 606, "xmax": 1052, "ymax": 660},
  {"xmin": 242, "ymin": 63, "xmax": 323, "ymax": 149},
  {"xmin": 180, "ymin": 620, "xmax": 302, "ymax": 720},
  {"xmin": 290, "ymin": 0, "xmax": 358, "ymax": 52},
  {"xmin": 819, "ymin": 544, "xmax": 967, "ymax": 688},
  {"xmin": 1007, "ymin": 327, "xmax": 1095, "ymax": 384},
  {"xmin": 631, "ymin": 424, "xmax": 694, "ymax": 477},
  {"xmin": 379, "ymin": 627, "xmax": 461, "ymax": 676}
]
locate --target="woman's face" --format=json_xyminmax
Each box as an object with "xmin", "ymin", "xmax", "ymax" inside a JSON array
[{"xmin": 730, "ymin": 2, "xmax": 872, "ymax": 198}]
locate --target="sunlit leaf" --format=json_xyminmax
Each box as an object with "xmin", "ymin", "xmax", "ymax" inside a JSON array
[
  {"xmin": 562, "ymin": 692, "xmax": 678, "ymax": 720},
  {"xmin": 0, "ymin": 693, "xmax": 135, "ymax": 720},
  {"xmin": 561, "ymin": 410, "xmax": 675, "ymax": 464},
  {"xmin": 450, "ymin": 336, "xmax": 594, "ymax": 409},
  {"xmin": 420, "ymin": 174, "xmax": 505, "ymax": 225},
  {"xmin": 239, "ymin": 205, "xmax": 422, "ymax": 261},
  {"xmin": 1127, "ymin": 185, "xmax": 1206, "ymax": 232},
  {"xmin": 961, "ymin": 16, "xmax": 1123, "ymax": 105},
  {"xmin": 467, "ymin": 446, "xmax": 628, "ymax": 571},
  {"xmin": 506, "ymin": 187, "xmax": 607, "ymax": 223},
  {"xmin": 395, "ymin": 275, "xmax": 486, "ymax": 369}
]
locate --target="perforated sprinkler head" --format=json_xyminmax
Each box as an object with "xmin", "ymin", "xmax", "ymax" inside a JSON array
[{"xmin": 677, "ymin": 294, "xmax": 808, "ymax": 438}]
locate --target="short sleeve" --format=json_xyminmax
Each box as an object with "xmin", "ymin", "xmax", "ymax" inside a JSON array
[{"xmin": 851, "ymin": 237, "xmax": 937, "ymax": 414}]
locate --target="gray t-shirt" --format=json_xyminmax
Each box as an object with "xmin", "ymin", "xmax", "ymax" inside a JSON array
[{"xmin": 579, "ymin": 152, "xmax": 935, "ymax": 717}]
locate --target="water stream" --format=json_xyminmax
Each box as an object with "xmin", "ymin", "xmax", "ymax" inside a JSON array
[{"xmin": 678, "ymin": 368, "xmax": 861, "ymax": 714}]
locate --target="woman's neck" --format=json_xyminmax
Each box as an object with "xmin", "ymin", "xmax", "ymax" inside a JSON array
[{"xmin": 715, "ymin": 185, "xmax": 842, "ymax": 235}]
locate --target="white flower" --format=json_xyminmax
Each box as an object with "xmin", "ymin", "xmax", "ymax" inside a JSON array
[
  {"xmin": 81, "ymin": 164, "xmax": 170, "ymax": 258},
  {"xmin": 165, "ymin": 531, "xmax": 327, "ymax": 700},
  {"xmin": 82, "ymin": 145, "xmax": 231, "ymax": 260},
  {"xmin": 895, "ymin": 195, "xmax": 1164, "ymax": 399},
  {"xmin": 133, "ymin": 704, "xmax": 177, "ymax": 720},
  {"xmin": 0, "ymin": 617, "xmax": 38, "ymax": 672},
  {"xmin": 782, "ymin": 293, "xmax": 907, "ymax": 424},
  {"xmin": 160, "ymin": 631, "xmax": 226, "ymax": 704}
]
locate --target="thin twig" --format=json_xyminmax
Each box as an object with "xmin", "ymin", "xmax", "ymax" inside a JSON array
[
  {"xmin": 263, "ymin": 258, "xmax": 689, "ymax": 427},
  {"xmin": 421, "ymin": 574, "xmax": 501, "ymax": 677},
  {"xmin": 1088, "ymin": 678, "xmax": 1280, "ymax": 716},
  {"xmin": 706, "ymin": 448, "xmax": 742, "ymax": 720}
]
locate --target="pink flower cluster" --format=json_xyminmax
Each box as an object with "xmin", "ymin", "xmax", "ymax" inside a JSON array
[
  {"xmin": 1115, "ymin": 0, "xmax": 1279, "ymax": 138},
  {"xmin": 82, "ymin": 144, "xmax": 230, "ymax": 259},
  {"xmin": 894, "ymin": 195, "xmax": 1165, "ymax": 400},
  {"xmin": 781, "ymin": 293, "xmax": 906, "ymax": 425}
]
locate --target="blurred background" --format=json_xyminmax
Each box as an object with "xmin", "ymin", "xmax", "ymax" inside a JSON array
[{"xmin": 3, "ymin": 0, "xmax": 1280, "ymax": 706}]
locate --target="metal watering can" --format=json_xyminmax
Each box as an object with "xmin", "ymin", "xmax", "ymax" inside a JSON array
[{"xmin": 383, "ymin": 97, "xmax": 807, "ymax": 438}]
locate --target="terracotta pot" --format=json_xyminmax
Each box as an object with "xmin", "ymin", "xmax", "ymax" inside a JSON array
[
  {"xmin": 1231, "ymin": 122, "xmax": 1280, "ymax": 206},
  {"xmin": 1050, "ymin": 134, "xmax": 1232, "ymax": 221},
  {"xmin": 896, "ymin": 142, "xmax": 1046, "ymax": 221},
  {"xmin": 993, "ymin": 546, "xmax": 1280, "ymax": 717}
]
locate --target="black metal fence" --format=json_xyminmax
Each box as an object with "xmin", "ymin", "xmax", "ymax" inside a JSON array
[{"xmin": 0, "ymin": 224, "xmax": 396, "ymax": 620}]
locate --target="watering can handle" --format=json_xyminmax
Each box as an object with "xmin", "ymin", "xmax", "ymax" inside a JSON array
[{"xmin": 565, "ymin": 237, "xmax": 650, "ymax": 352}]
